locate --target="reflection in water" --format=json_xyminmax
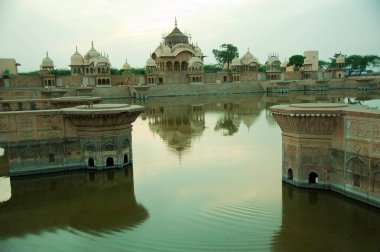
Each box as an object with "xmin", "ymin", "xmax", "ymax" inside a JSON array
[
  {"xmin": 0, "ymin": 167, "xmax": 148, "ymax": 239},
  {"xmin": 146, "ymin": 104, "xmax": 205, "ymax": 153},
  {"xmin": 272, "ymin": 183, "xmax": 380, "ymax": 251}
]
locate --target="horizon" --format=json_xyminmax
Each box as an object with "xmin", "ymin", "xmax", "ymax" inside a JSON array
[{"xmin": 1, "ymin": 0, "xmax": 379, "ymax": 72}]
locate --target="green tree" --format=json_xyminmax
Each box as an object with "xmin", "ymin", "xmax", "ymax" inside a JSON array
[
  {"xmin": 287, "ymin": 55, "xmax": 305, "ymax": 69},
  {"xmin": 258, "ymin": 65, "xmax": 266, "ymax": 72},
  {"xmin": 203, "ymin": 64, "xmax": 222, "ymax": 73},
  {"xmin": 212, "ymin": 44, "xmax": 239, "ymax": 69},
  {"xmin": 318, "ymin": 60, "xmax": 329, "ymax": 70},
  {"xmin": 346, "ymin": 55, "xmax": 380, "ymax": 71},
  {"xmin": 53, "ymin": 69, "xmax": 71, "ymax": 76}
]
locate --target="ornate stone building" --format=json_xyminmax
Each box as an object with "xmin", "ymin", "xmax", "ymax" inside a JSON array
[
  {"xmin": 145, "ymin": 19, "xmax": 205, "ymax": 84},
  {"xmin": 70, "ymin": 42, "xmax": 111, "ymax": 86},
  {"xmin": 230, "ymin": 49, "xmax": 261, "ymax": 82},
  {"xmin": 265, "ymin": 53, "xmax": 282, "ymax": 80},
  {"xmin": 40, "ymin": 52, "xmax": 56, "ymax": 88},
  {"xmin": 335, "ymin": 54, "xmax": 346, "ymax": 78}
]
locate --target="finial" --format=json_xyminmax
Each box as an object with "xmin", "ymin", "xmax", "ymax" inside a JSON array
[
  {"xmin": 46, "ymin": 51, "xmax": 48, "ymax": 57},
  {"xmin": 175, "ymin": 17, "xmax": 177, "ymax": 27},
  {"xmin": 75, "ymin": 45, "xmax": 78, "ymax": 51},
  {"xmin": 248, "ymin": 47, "xmax": 250, "ymax": 52},
  {"xmin": 91, "ymin": 40, "xmax": 94, "ymax": 48}
]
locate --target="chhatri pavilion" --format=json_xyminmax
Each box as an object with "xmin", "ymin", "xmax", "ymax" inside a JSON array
[{"xmin": 145, "ymin": 19, "xmax": 205, "ymax": 84}]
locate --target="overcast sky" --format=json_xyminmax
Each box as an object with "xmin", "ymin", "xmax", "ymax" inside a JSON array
[{"xmin": 0, "ymin": 0, "xmax": 379, "ymax": 72}]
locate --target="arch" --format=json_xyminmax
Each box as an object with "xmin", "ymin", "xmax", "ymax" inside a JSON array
[
  {"xmin": 90, "ymin": 68, "xmax": 93, "ymax": 74},
  {"xmin": 166, "ymin": 61, "xmax": 173, "ymax": 71},
  {"xmin": 102, "ymin": 79, "xmax": 106, "ymax": 84},
  {"xmin": 124, "ymin": 154, "xmax": 129, "ymax": 164},
  {"xmin": 88, "ymin": 158, "xmax": 95, "ymax": 167},
  {"xmin": 181, "ymin": 61, "xmax": 188, "ymax": 71},
  {"xmin": 106, "ymin": 79, "xmax": 110, "ymax": 84},
  {"xmin": 287, "ymin": 168, "xmax": 293, "ymax": 180},
  {"xmin": 174, "ymin": 61, "xmax": 180, "ymax": 71},
  {"xmin": 98, "ymin": 79, "xmax": 101, "ymax": 84},
  {"xmin": 104, "ymin": 142, "xmax": 115, "ymax": 151},
  {"xmin": 309, "ymin": 172, "xmax": 318, "ymax": 184},
  {"xmin": 106, "ymin": 157, "xmax": 114, "ymax": 167},
  {"xmin": 85, "ymin": 142, "xmax": 95, "ymax": 152}
]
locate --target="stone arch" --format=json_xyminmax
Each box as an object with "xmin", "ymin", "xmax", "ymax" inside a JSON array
[
  {"xmin": 106, "ymin": 157, "xmax": 114, "ymax": 167},
  {"xmin": 287, "ymin": 168, "xmax": 293, "ymax": 180},
  {"xmin": 181, "ymin": 61, "xmax": 188, "ymax": 71},
  {"xmin": 88, "ymin": 158, "xmax": 95, "ymax": 167},
  {"xmin": 166, "ymin": 61, "xmax": 173, "ymax": 71},
  {"xmin": 85, "ymin": 142, "xmax": 95, "ymax": 152},
  {"xmin": 124, "ymin": 154, "xmax": 129, "ymax": 164},
  {"xmin": 104, "ymin": 142, "xmax": 116, "ymax": 151},
  {"xmin": 309, "ymin": 171, "xmax": 318, "ymax": 184},
  {"xmin": 174, "ymin": 61, "xmax": 180, "ymax": 71}
]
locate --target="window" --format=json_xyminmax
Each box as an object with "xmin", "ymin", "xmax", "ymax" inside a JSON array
[{"xmin": 49, "ymin": 153, "xmax": 55, "ymax": 162}]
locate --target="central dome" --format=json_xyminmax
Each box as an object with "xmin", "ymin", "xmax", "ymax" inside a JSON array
[{"xmin": 164, "ymin": 20, "xmax": 189, "ymax": 47}]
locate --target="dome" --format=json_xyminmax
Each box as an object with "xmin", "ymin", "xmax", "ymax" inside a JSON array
[
  {"xmin": 94, "ymin": 54, "xmax": 110, "ymax": 66},
  {"xmin": 267, "ymin": 55, "xmax": 281, "ymax": 65},
  {"xmin": 85, "ymin": 41, "xmax": 100, "ymax": 59},
  {"xmin": 123, "ymin": 58, "xmax": 131, "ymax": 70},
  {"xmin": 231, "ymin": 57, "xmax": 241, "ymax": 67},
  {"xmin": 146, "ymin": 57, "xmax": 156, "ymax": 67},
  {"xmin": 188, "ymin": 56, "xmax": 203, "ymax": 67},
  {"xmin": 162, "ymin": 45, "xmax": 172, "ymax": 56},
  {"xmin": 336, "ymin": 54, "xmax": 345, "ymax": 64},
  {"xmin": 70, "ymin": 47, "xmax": 84, "ymax": 65},
  {"xmin": 241, "ymin": 50, "xmax": 254, "ymax": 65},
  {"xmin": 40, "ymin": 52, "xmax": 54, "ymax": 67},
  {"xmin": 281, "ymin": 59, "xmax": 289, "ymax": 68}
]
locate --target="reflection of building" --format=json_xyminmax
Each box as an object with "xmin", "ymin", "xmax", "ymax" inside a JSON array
[
  {"xmin": 145, "ymin": 19, "xmax": 205, "ymax": 84},
  {"xmin": 272, "ymin": 183, "xmax": 380, "ymax": 251},
  {"xmin": 0, "ymin": 103, "xmax": 144, "ymax": 176},
  {"xmin": 146, "ymin": 104, "xmax": 205, "ymax": 153},
  {"xmin": 0, "ymin": 168, "xmax": 148, "ymax": 238},
  {"xmin": 270, "ymin": 103, "xmax": 380, "ymax": 208}
]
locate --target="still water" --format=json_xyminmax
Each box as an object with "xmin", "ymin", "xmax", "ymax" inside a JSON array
[{"xmin": 1, "ymin": 92, "xmax": 380, "ymax": 251}]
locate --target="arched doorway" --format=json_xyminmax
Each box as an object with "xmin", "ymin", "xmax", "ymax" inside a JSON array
[
  {"xmin": 124, "ymin": 154, "xmax": 128, "ymax": 164},
  {"xmin": 106, "ymin": 157, "xmax": 114, "ymax": 167},
  {"xmin": 88, "ymin": 158, "xmax": 95, "ymax": 167},
  {"xmin": 309, "ymin": 172, "xmax": 318, "ymax": 184},
  {"xmin": 287, "ymin": 168, "xmax": 293, "ymax": 180}
]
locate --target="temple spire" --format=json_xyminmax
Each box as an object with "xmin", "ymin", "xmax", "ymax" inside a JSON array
[
  {"xmin": 46, "ymin": 51, "xmax": 48, "ymax": 57},
  {"xmin": 91, "ymin": 40, "xmax": 94, "ymax": 48},
  {"xmin": 175, "ymin": 17, "xmax": 177, "ymax": 27}
]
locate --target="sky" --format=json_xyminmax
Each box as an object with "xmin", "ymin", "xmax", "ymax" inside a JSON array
[{"xmin": 0, "ymin": 0, "xmax": 379, "ymax": 72}]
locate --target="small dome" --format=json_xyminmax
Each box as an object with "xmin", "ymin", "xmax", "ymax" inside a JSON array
[
  {"xmin": 40, "ymin": 52, "xmax": 54, "ymax": 67},
  {"xmin": 336, "ymin": 54, "xmax": 345, "ymax": 64},
  {"xmin": 231, "ymin": 56, "xmax": 241, "ymax": 67},
  {"xmin": 123, "ymin": 58, "xmax": 131, "ymax": 70},
  {"xmin": 188, "ymin": 56, "xmax": 203, "ymax": 67},
  {"xmin": 146, "ymin": 57, "xmax": 156, "ymax": 67},
  {"xmin": 194, "ymin": 45, "xmax": 202, "ymax": 57},
  {"xmin": 281, "ymin": 59, "xmax": 289, "ymax": 68},
  {"xmin": 94, "ymin": 54, "xmax": 110, "ymax": 66},
  {"xmin": 70, "ymin": 47, "xmax": 84, "ymax": 65}
]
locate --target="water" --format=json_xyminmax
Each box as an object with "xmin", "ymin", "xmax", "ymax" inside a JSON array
[{"xmin": 1, "ymin": 92, "xmax": 380, "ymax": 251}]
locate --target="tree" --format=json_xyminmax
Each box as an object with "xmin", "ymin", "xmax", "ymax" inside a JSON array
[
  {"xmin": 287, "ymin": 55, "xmax": 305, "ymax": 70},
  {"xmin": 212, "ymin": 44, "xmax": 239, "ymax": 69},
  {"xmin": 346, "ymin": 55, "xmax": 380, "ymax": 71},
  {"xmin": 203, "ymin": 64, "xmax": 222, "ymax": 73},
  {"xmin": 53, "ymin": 69, "xmax": 71, "ymax": 76},
  {"xmin": 318, "ymin": 60, "xmax": 330, "ymax": 70}
]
